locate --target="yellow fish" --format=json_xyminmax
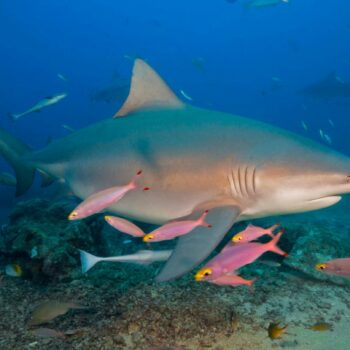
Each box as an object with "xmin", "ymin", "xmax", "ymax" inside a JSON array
[
  {"xmin": 5, "ymin": 263, "xmax": 23, "ymax": 277},
  {"xmin": 268, "ymin": 323, "xmax": 288, "ymax": 340}
]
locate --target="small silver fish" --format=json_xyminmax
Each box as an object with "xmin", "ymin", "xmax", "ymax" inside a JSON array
[
  {"xmin": 324, "ymin": 134, "xmax": 332, "ymax": 145},
  {"xmin": 8, "ymin": 93, "xmax": 67, "ymax": 121},
  {"xmin": 62, "ymin": 124, "xmax": 75, "ymax": 132},
  {"xmin": 57, "ymin": 73, "xmax": 68, "ymax": 82},
  {"xmin": 328, "ymin": 119, "xmax": 334, "ymax": 127},
  {"xmin": 180, "ymin": 90, "xmax": 193, "ymax": 101},
  {"xmin": 301, "ymin": 120, "xmax": 308, "ymax": 131}
]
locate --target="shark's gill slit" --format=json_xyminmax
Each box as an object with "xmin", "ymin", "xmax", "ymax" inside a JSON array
[{"xmin": 252, "ymin": 167, "xmax": 257, "ymax": 194}]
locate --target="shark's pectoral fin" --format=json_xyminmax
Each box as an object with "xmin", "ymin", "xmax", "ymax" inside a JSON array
[
  {"xmin": 155, "ymin": 205, "xmax": 241, "ymax": 282},
  {"xmin": 114, "ymin": 59, "xmax": 184, "ymax": 117}
]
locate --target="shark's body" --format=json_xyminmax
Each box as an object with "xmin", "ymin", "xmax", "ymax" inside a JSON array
[
  {"xmin": 302, "ymin": 72, "xmax": 350, "ymax": 99},
  {"xmin": 26, "ymin": 105, "xmax": 349, "ymax": 223},
  {"xmin": 3, "ymin": 60, "xmax": 350, "ymax": 281}
]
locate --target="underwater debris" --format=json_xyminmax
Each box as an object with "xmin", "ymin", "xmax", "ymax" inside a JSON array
[{"xmin": 28, "ymin": 301, "xmax": 87, "ymax": 326}]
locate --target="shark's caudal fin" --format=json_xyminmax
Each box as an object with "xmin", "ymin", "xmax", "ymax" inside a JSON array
[
  {"xmin": 0, "ymin": 127, "xmax": 35, "ymax": 196},
  {"xmin": 114, "ymin": 59, "xmax": 185, "ymax": 117},
  {"xmin": 79, "ymin": 250, "xmax": 101, "ymax": 273},
  {"xmin": 156, "ymin": 205, "xmax": 241, "ymax": 282}
]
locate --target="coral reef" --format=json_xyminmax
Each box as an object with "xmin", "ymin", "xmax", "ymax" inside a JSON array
[{"xmin": 0, "ymin": 198, "xmax": 104, "ymax": 282}]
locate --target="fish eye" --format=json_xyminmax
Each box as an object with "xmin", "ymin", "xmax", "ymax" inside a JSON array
[
  {"xmin": 143, "ymin": 234, "xmax": 153, "ymax": 242},
  {"xmin": 316, "ymin": 263, "xmax": 327, "ymax": 270},
  {"xmin": 203, "ymin": 269, "xmax": 212, "ymax": 277}
]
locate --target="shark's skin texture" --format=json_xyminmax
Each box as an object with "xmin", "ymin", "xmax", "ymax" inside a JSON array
[{"xmin": 19, "ymin": 60, "xmax": 350, "ymax": 281}]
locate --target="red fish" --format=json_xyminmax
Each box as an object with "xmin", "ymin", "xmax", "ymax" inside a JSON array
[
  {"xmin": 195, "ymin": 229, "xmax": 286, "ymax": 281},
  {"xmin": 232, "ymin": 223, "xmax": 279, "ymax": 244},
  {"xmin": 202, "ymin": 273, "xmax": 256, "ymax": 288},
  {"xmin": 315, "ymin": 258, "xmax": 350, "ymax": 278},
  {"xmin": 143, "ymin": 210, "xmax": 211, "ymax": 242},
  {"xmin": 105, "ymin": 215, "xmax": 145, "ymax": 237},
  {"xmin": 68, "ymin": 170, "xmax": 148, "ymax": 220}
]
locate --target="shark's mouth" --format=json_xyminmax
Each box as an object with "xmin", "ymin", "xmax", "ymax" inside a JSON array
[{"xmin": 306, "ymin": 195, "xmax": 342, "ymax": 209}]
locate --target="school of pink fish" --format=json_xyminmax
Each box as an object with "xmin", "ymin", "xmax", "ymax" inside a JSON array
[
  {"xmin": 195, "ymin": 229, "xmax": 287, "ymax": 287},
  {"xmin": 70, "ymin": 171, "xmax": 350, "ymax": 288}
]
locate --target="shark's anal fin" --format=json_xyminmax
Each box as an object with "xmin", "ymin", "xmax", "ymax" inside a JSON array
[
  {"xmin": 155, "ymin": 205, "xmax": 241, "ymax": 282},
  {"xmin": 114, "ymin": 59, "xmax": 184, "ymax": 117}
]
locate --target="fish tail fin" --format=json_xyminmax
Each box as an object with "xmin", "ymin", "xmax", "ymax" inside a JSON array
[
  {"xmin": 7, "ymin": 112, "xmax": 18, "ymax": 121},
  {"xmin": 266, "ymin": 223, "xmax": 280, "ymax": 237},
  {"xmin": 79, "ymin": 249, "xmax": 101, "ymax": 273},
  {"xmin": 267, "ymin": 229, "xmax": 287, "ymax": 256},
  {"xmin": 247, "ymin": 278, "xmax": 257, "ymax": 293},
  {"xmin": 199, "ymin": 210, "xmax": 212, "ymax": 227},
  {"xmin": 0, "ymin": 127, "xmax": 35, "ymax": 196}
]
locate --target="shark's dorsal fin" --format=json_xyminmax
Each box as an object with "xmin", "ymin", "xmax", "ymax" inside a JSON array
[{"xmin": 114, "ymin": 59, "xmax": 184, "ymax": 117}]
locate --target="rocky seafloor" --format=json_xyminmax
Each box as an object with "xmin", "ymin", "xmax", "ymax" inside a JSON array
[{"xmin": 1, "ymin": 198, "xmax": 350, "ymax": 350}]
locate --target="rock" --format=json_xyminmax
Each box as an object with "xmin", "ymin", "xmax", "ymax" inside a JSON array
[
  {"xmin": 283, "ymin": 223, "xmax": 350, "ymax": 285},
  {"xmin": 0, "ymin": 198, "xmax": 104, "ymax": 282}
]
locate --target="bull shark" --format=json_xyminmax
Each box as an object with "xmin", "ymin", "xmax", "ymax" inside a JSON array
[
  {"xmin": 8, "ymin": 93, "xmax": 67, "ymax": 121},
  {"xmin": 244, "ymin": 0, "xmax": 289, "ymax": 9},
  {"xmin": 2, "ymin": 59, "xmax": 350, "ymax": 282},
  {"xmin": 301, "ymin": 72, "xmax": 350, "ymax": 99}
]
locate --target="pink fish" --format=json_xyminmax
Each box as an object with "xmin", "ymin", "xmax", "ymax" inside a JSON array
[
  {"xmin": 232, "ymin": 223, "xmax": 279, "ymax": 244},
  {"xmin": 105, "ymin": 215, "xmax": 145, "ymax": 237},
  {"xmin": 201, "ymin": 273, "xmax": 256, "ymax": 289},
  {"xmin": 315, "ymin": 258, "xmax": 350, "ymax": 278},
  {"xmin": 143, "ymin": 210, "xmax": 211, "ymax": 242},
  {"xmin": 195, "ymin": 229, "xmax": 287, "ymax": 281},
  {"xmin": 68, "ymin": 170, "xmax": 149, "ymax": 220}
]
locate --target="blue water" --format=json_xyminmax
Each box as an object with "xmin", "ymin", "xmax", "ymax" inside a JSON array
[{"xmin": 1, "ymin": 2, "xmax": 350, "ymax": 348}]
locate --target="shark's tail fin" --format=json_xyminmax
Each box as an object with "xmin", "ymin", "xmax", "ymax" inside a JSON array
[
  {"xmin": 0, "ymin": 127, "xmax": 35, "ymax": 196},
  {"xmin": 79, "ymin": 250, "xmax": 101, "ymax": 273}
]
